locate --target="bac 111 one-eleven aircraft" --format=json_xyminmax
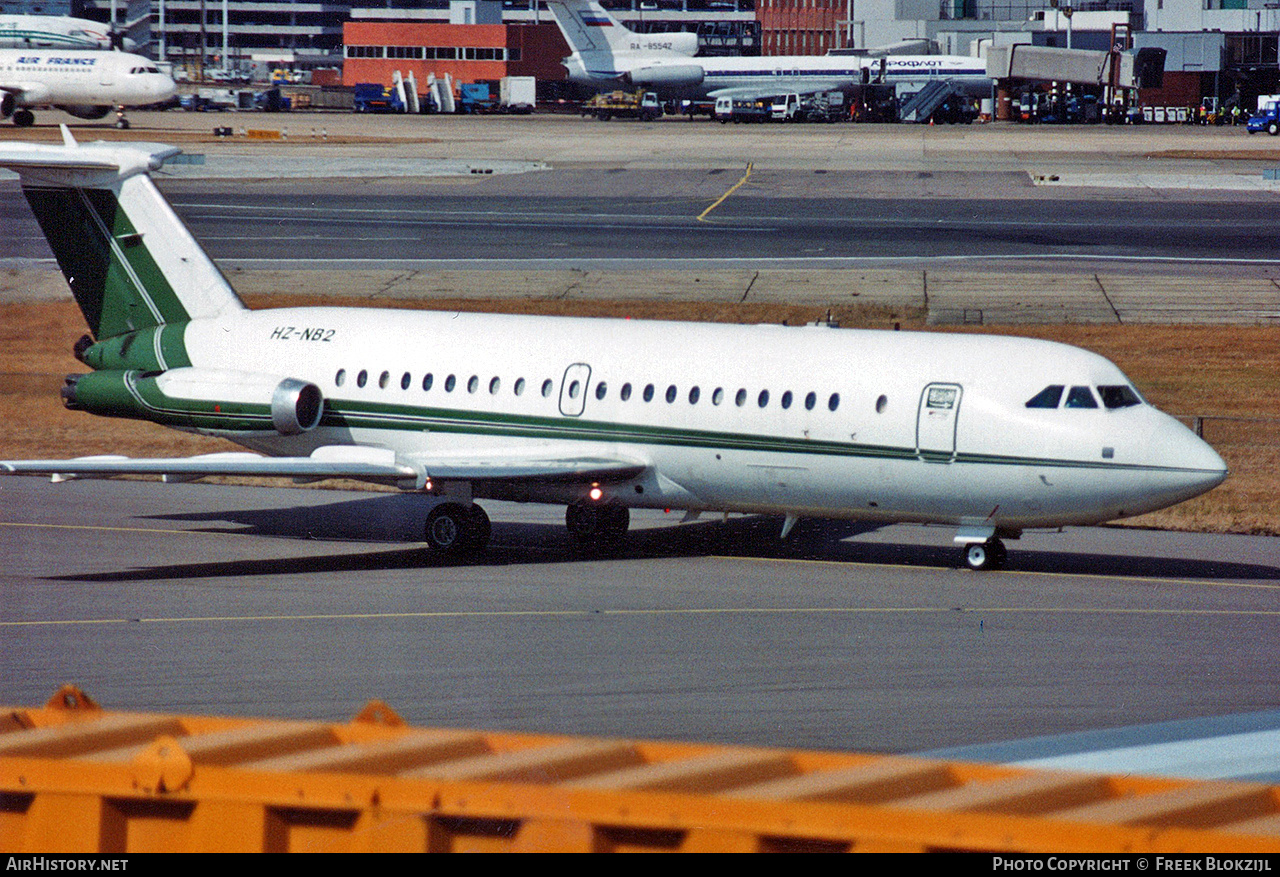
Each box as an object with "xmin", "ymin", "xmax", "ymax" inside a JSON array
[{"xmin": 0, "ymin": 131, "xmax": 1228, "ymax": 570}]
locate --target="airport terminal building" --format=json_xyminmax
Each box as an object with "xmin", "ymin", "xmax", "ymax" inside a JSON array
[{"xmin": 10, "ymin": 0, "xmax": 1280, "ymax": 113}]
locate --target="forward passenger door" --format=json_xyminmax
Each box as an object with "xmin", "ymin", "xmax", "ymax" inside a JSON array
[{"xmin": 916, "ymin": 383, "xmax": 962, "ymax": 461}]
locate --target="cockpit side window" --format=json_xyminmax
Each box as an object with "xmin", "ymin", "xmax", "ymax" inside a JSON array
[
  {"xmin": 1025, "ymin": 385, "xmax": 1064, "ymax": 409},
  {"xmin": 1097, "ymin": 385, "xmax": 1142, "ymax": 409},
  {"xmin": 1065, "ymin": 386, "xmax": 1099, "ymax": 409}
]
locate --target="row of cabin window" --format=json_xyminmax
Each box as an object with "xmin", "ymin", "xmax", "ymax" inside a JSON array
[{"xmin": 334, "ymin": 369, "xmax": 842, "ymax": 412}]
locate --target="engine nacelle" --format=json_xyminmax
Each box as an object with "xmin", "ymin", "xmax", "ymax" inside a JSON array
[
  {"xmin": 271, "ymin": 377, "xmax": 324, "ymax": 435},
  {"xmin": 59, "ymin": 105, "xmax": 112, "ymax": 120},
  {"xmin": 668, "ymin": 32, "xmax": 700, "ymax": 56},
  {"xmin": 1, "ymin": 93, "xmax": 13, "ymax": 119},
  {"xmin": 62, "ymin": 368, "xmax": 324, "ymax": 435},
  {"xmin": 627, "ymin": 64, "xmax": 705, "ymax": 88}
]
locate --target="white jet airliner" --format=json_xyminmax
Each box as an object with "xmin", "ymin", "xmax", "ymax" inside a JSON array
[
  {"xmin": 0, "ymin": 47, "xmax": 175, "ymax": 128},
  {"xmin": 0, "ymin": 131, "xmax": 1227, "ymax": 570},
  {"xmin": 544, "ymin": 0, "xmax": 991, "ymax": 101},
  {"xmin": 0, "ymin": 14, "xmax": 136, "ymax": 51}
]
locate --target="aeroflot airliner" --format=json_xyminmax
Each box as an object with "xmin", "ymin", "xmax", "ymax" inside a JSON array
[
  {"xmin": 545, "ymin": 0, "xmax": 992, "ymax": 101},
  {"xmin": 0, "ymin": 131, "xmax": 1227, "ymax": 570}
]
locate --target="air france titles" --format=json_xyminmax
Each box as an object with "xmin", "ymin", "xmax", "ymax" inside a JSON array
[
  {"xmin": 992, "ymin": 860, "xmax": 1273, "ymax": 872},
  {"xmin": 17, "ymin": 55, "xmax": 97, "ymax": 66}
]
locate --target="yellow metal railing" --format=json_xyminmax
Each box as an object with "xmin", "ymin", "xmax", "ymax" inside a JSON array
[{"xmin": 3, "ymin": 685, "xmax": 1279, "ymax": 853}]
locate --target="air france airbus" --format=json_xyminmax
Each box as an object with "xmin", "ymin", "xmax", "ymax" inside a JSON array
[
  {"xmin": 0, "ymin": 47, "xmax": 175, "ymax": 128},
  {"xmin": 0, "ymin": 132, "xmax": 1227, "ymax": 570},
  {"xmin": 545, "ymin": 0, "xmax": 991, "ymax": 101}
]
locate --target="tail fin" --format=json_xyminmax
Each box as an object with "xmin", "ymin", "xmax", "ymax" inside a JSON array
[
  {"xmin": 3, "ymin": 126, "xmax": 245, "ymax": 340},
  {"xmin": 544, "ymin": 0, "xmax": 634, "ymax": 56}
]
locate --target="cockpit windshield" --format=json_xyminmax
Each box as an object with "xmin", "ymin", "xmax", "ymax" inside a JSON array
[
  {"xmin": 1025, "ymin": 385, "xmax": 1064, "ymax": 409},
  {"xmin": 1025, "ymin": 384, "xmax": 1143, "ymax": 410},
  {"xmin": 1065, "ymin": 386, "xmax": 1097, "ymax": 408},
  {"xmin": 1097, "ymin": 385, "xmax": 1142, "ymax": 409}
]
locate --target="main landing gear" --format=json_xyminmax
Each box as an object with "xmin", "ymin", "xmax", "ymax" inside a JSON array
[
  {"xmin": 423, "ymin": 502, "xmax": 490, "ymax": 555},
  {"xmin": 963, "ymin": 537, "xmax": 1008, "ymax": 571},
  {"xmin": 565, "ymin": 500, "xmax": 629, "ymax": 549}
]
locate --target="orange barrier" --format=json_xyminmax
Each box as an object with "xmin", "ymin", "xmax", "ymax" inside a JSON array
[{"xmin": 2, "ymin": 685, "xmax": 1279, "ymax": 853}]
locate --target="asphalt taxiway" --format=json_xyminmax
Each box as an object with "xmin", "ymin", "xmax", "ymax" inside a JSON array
[{"xmin": 2, "ymin": 478, "xmax": 1277, "ymax": 756}]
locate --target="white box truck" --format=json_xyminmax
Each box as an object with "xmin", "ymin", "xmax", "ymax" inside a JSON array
[{"xmin": 500, "ymin": 77, "xmax": 536, "ymax": 114}]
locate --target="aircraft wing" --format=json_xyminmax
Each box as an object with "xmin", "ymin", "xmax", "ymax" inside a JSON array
[
  {"xmin": 406, "ymin": 453, "xmax": 646, "ymax": 484},
  {"xmin": 0, "ymin": 445, "xmax": 646, "ymax": 487},
  {"xmin": 707, "ymin": 81, "xmax": 850, "ymax": 101},
  {"xmin": 0, "ymin": 81, "xmax": 36, "ymax": 101}
]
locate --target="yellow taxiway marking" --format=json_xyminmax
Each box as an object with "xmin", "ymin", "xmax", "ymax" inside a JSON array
[
  {"xmin": 697, "ymin": 162, "xmax": 753, "ymax": 222},
  {"xmin": 7, "ymin": 605, "xmax": 1280, "ymax": 629}
]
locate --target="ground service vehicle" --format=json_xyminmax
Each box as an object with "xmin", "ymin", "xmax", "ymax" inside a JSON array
[
  {"xmin": 582, "ymin": 90, "xmax": 661, "ymax": 121},
  {"xmin": 1246, "ymin": 107, "xmax": 1280, "ymax": 134},
  {"xmin": 500, "ymin": 76, "xmax": 535, "ymax": 113},
  {"xmin": 352, "ymin": 83, "xmax": 404, "ymax": 113},
  {"xmin": 770, "ymin": 93, "xmax": 800, "ymax": 121}
]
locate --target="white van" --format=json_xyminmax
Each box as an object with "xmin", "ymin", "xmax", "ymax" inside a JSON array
[{"xmin": 714, "ymin": 96, "xmax": 733, "ymax": 123}]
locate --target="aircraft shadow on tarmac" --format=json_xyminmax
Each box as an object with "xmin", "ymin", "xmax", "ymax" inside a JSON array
[{"xmin": 48, "ymin": 493, "xmax": 1280, "ymax": 583}]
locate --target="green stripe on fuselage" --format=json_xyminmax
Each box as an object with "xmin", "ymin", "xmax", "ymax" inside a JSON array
[
  {"xmin": 316, "ymin": 399, "xmax": 1180, "ymax": 475},
  {"xmin": 23, "ymin": 186, "xmax": 190, "ymax": 340}
]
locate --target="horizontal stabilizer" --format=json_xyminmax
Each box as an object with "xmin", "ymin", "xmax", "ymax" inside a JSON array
[{"xmin": 0, "ymin": 127, "xmax": 181, "ymax": 185}]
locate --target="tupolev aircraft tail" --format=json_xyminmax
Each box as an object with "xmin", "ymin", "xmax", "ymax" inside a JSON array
[
  {"xmin": 15, "ymin": 127, "xmax": 245, "ymax": 342},
  {"xmin": 543, "ymin": 0, "xmax": 632, "ymax": 56},
  {"xmin": 545, "ymin": 0, "xmax": 697, "ymax": 58}
]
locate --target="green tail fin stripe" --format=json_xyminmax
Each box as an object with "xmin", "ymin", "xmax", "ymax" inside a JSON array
[{"xmin": 24, "ymin": 184, "xmax": 191, "ymax": 341}]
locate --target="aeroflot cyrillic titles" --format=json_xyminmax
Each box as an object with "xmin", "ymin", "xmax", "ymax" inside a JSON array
[{"xmin": 0, "ymin": 130, "xmax": 1227, "ymax": 571}]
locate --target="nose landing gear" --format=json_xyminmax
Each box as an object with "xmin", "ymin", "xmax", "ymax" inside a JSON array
[{"xmin": 963, "ymin": 537, "xmax": 1008, "ymax": 571}]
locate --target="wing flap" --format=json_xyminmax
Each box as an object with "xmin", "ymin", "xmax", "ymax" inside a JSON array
[
  {"xmin": 707, "ymin": 83, "xmax": 847, "ymax": 101},
  {"xmin": 0, "ymin": 447, "xmax": 420, "ymax": 486},
  {"xmin": 417, "ymin": 456, "xmax": 646, "ymax": 483},
  {"xmin": 0, "ymin": 446, "xmax": 647, "ymax": 487}
]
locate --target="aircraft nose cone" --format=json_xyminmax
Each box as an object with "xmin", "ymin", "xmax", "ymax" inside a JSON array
[
  {"xmin": 1181, "ymin": 431, "xmax": 1229, "ymax": 491},
  {"xmin": 1161, "ymin": 420, "xmax": 1228, "ymax": 502}
]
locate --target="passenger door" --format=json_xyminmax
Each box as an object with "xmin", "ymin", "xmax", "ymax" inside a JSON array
[
  {"xmin": 916, "ymin": 383, "xmax": 962, "ymax": 461},
  {"xmin": 558, "ymin": 363, "xmax": 592, "ymax": 417}
]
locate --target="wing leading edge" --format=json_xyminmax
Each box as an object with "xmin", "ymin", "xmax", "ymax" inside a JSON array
[{"xmin": 0, "ymin": 446, "xmax": 647, "ymax": 488}]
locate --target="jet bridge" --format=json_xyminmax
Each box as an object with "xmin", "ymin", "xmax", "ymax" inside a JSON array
[
  {"xmin": 3, "ymin": 686, "xmax": 1279, "ymax": 853},
  {"xmin": 985, "ymin": 45, "xmax": 1166, "ymax": 91}
]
